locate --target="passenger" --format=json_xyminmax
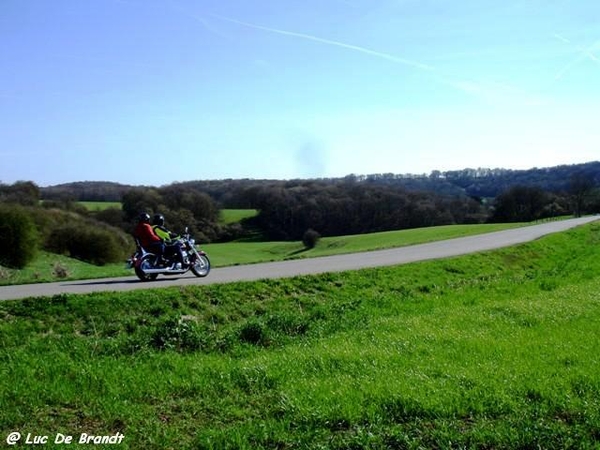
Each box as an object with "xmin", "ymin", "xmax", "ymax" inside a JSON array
[{"xmin": 152, "ymin": 213, "xmax": 185, "ymax": 269}]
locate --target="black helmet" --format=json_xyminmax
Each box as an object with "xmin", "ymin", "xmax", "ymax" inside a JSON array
[
  {"xmin": 152, "ymin": 213, "xmax": 164, "ymax": 226},
  {"xmin": 139, "ymin": 212, "xmax": 150, "ymax": 223}
]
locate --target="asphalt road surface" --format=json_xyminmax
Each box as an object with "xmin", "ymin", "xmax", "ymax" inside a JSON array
[{"xmin": 1, "ymin": 216, "xmax": 597, "ymax": 301}]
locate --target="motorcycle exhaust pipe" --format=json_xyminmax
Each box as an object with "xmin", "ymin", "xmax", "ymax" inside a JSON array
[{"xmin": 141, "ymin": 268, "xmax": 188, "ymax": 274}]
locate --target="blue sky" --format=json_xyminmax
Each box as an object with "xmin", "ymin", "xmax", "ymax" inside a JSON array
[{"xmin": 1, "ymin": 0, "xmax": 599, "ymax": 186}]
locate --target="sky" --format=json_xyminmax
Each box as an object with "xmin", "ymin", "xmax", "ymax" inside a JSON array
[{"xmin": 1, "ymin": 0, "xmax": 599, "ymax": 186}]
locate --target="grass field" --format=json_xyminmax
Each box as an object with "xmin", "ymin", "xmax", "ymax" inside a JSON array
[{"xmin": 0, "ymin": 222, "xmax": 599, "ymax": 448}]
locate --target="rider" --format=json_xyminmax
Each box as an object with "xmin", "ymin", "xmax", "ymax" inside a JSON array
[
  {"xmin": 133, "ymin": 212, "xmax": 164, "ymax": 260},
  {"xmin": 152, "ymin": 213, "xmax": 185, "ymax": 269},
  {"xmin": 152, "ymin": 213, "xmax": 179, "ymax": 241}
]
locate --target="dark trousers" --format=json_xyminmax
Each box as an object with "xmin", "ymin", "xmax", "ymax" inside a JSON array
[
  {"xmin": 146, "ymin": 241, "xmax": 165, "ymax": 257},
  {"xmin": 165, "ymin": 242, "xmax": 184, "ymax": 264}
]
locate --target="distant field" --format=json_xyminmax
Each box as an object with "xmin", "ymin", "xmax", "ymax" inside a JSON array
[
  {"xmin": 220, "ymin": 209, "xmax": 258, "ymax": 224},
  {"xmin": 77, "ymin": 201, "xmax": 121, "ymax": 210},
  {"xmin": 77, "ymin": 204, "xmax": 258, "ymax": 222},
  {"xmin": 1, "ymin": 222, "xmax": 598, "ymax": 448}
]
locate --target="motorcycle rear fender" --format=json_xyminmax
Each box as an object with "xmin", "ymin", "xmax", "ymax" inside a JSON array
[{"xmin": 134, "ymin": 252, "xmax": 157, "ymax": 269}]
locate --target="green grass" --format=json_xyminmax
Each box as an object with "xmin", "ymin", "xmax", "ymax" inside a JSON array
[{"xmin": 1, "ymin": 222, "xmax": 599, "ymax": 448}]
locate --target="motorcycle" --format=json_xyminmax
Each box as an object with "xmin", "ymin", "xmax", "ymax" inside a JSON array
[{"xmin": 127, "ymin": 227, "xmax": 210, "ymax": 281}]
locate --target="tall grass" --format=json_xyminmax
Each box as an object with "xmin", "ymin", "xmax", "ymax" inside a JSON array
[{"xmin": 0, "ymin": 223, "xmax": 599, "ymax": 448}]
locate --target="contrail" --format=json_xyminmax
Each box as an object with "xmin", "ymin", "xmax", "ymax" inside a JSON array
[
  {"xmin": 553, "ymin": 34, "xmax": 600, "ymax": 81},
  {"xmin": 553, "ymin": 33, "xmax": 571, "ymax": 45},
  {"xmin": 176, "ymin": 7, "xmax": 538, "ymax": 106},
  {"xmin": 208, "ymin": 13, "xmax": 435, "ymax": 72}
]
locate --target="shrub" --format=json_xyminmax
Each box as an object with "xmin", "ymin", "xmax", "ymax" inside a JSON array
[
  {"xmin": 150, "ymin": 316, "xmax": 208, "ymax": 352},
  {"xmin": 302, "ymin": 228, "xmax": 321, "ymax": 249},
  {"xmin": 0, "ymin": 204, "xmax": 38, "ymax": 269},
  {"xmin": 92, "ymin": 207, "xmax": 126, "ymax": 229},
  {"xmin": 52, "ymin": 262, "xmax": 69, "ymax": 279},
  {"xmin": 46, "ymin": 222, "xmax": 130, "ymax": 265}
]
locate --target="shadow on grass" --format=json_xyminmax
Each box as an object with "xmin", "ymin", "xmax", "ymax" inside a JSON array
[{"xmin": 287, "ymin": 247, "xmax": 311, "ymax": 257}]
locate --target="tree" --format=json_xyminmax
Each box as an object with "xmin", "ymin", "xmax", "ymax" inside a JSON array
[
  {"xmin": 302, "ymin": 229, "xmax": 321, "ymax": 249},
  {"xmin": 121, "ymin": 188, "xmax": 164, "ymax": 222},
  {"xmin": 491, "ymin": 186, "xmax": 550, "ymax": 222},
  {"xmin": 0, "ymin": 181, "xmax": 40, "ymax": 206}
]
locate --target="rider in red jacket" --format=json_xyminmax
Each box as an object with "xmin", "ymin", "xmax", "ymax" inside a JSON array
[{"xmin": 134, "ymin": 213, "xmax": 164, "ymax": 256}]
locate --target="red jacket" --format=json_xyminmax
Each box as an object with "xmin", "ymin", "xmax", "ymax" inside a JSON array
[{"xmin": 134, "ymin": 222, "xmax": 162, "ymax": 248}]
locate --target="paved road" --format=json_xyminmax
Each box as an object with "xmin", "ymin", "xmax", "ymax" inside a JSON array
[{"xmin": 1, "ymin": 216, "xmax": 597, "ymax": 301}]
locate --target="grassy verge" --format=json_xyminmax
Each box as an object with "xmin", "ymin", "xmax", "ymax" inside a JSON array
[
  {"xmin": 0, "ymin": 222, "xmax": 599, "ymax": 448},
  {"xmin": 0, "ymin": 252, "xmax": 130, "ymax": 286}
]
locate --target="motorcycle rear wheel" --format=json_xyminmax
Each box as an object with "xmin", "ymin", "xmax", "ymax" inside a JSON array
[
  {"xmin": 191, "ymin": 254, "xmax": 210, "ymax": 277},
  {"xmin": 135, "ymin": 254, "xmax": 159, "ymax": 281}
]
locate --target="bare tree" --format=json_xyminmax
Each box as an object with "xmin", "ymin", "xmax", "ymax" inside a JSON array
[{"xmin": 569, "ymin": 172, "xmax": 595, "ymax": 217}]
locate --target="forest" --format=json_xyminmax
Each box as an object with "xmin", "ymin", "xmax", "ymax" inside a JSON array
[{"xmin": 1, "ymin": 162, "xmax": 599, "ymax": 269}]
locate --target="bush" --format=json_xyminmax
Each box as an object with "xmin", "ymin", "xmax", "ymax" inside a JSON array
[
  {"xmin": 46, "ymin": 222, "xmax": 130, "ymax": 266},
  {"xmin": 52, "ymin": 262, "xmax": 69, "ymax": 279},
  {"xmin": 0, "ymin": 204, "xmax": 38, "ymax": 269},
  {"xmin": 302, "ymin": 228, "xmax": 321, "ymax": 249},
  {"xmin": 28, "ymin": 208, "xmax": 81, "ymax": 244},
  {"xmin": 92, "ymin": 207, "xmax": 126, "ymax": 229}
]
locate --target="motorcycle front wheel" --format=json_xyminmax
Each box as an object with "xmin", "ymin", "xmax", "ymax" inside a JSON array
[
  {"xmin": 191, "ymin": 254, "xmax": 210, "ymax": 277},
  {"xmin": 135, "ymin": 254, "xmax": 159, "ymax": 281}
]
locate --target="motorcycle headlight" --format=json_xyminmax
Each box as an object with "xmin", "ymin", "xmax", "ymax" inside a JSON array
[{"xmin": 189, "ymin": 239, "xmax": 195, "ymax": 246}]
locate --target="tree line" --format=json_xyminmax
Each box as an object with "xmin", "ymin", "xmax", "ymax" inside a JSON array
[
  {"xmin": 40, "ymin": 161, "xmax": 600, "ymax": 202},
  {"xmin": 238, "ymin": 181, "xmax": 486, "ymax": 240}
]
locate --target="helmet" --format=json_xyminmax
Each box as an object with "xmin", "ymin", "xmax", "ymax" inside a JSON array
[
  {"xmin": 152, "ymin": 213, "xmax": 164, "ymax": 227},
  {"xmin": 138, "ymin": 212, "xmax": 150, "ymax": 223}
]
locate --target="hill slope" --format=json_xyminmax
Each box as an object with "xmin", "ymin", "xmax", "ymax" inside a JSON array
[{"xmin": 1, "ymin": 221, "xmax": 599, "ymax": 448}]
